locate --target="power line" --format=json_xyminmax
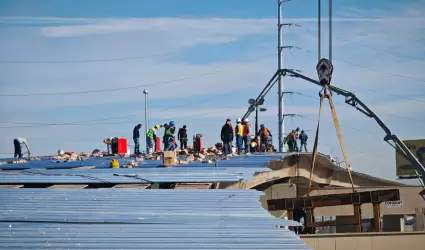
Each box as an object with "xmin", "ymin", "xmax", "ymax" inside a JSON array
[
  {"xmin": 0, "ymin": 56, "xmax": 272, "ymax": 97},
  {"xmin": 0, "ymin": 83, "xmax": 259, "ymax": 128},
  {"xmin": 293, "ymin": 92, "xmax": 425, "ymax": 124},
  {"xmin": 296, "ymin": 24, "xmax": 425, "ymax": 64},
  {"xmin": 0, "ymin": 39, "xmax": 243, "ymax": 64}
]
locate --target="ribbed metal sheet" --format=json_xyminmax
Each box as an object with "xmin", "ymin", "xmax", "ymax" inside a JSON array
[
  {"xmin": 1, "ymin": 153, "xmax": 286, "ymax": 170},
  {"xmin": 0, "ymin": 189, "xmax": 311, "ymax": 249},
  {"xmin": 0, "ymin": 167, "xmax": 267, "ymax": 184}
]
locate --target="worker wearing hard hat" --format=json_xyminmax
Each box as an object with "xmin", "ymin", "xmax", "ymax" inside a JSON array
[
  {"xmin": 164, "ymin": 121, "xmax": 176, "ymax": 151},
  {"xmin": 147, "ymin": 125, "xmax": 160, "ymax": 154},
  {"xmin": 13, "ymin": 137, "xmax": 30, "ymax": 158},
  {"xmin": 235, "ymin": 118, "xmax": 243, "ymax": 154},
  {"xmin": 242, "ymin": 118, "xmax": 252, "ymax": 154}
]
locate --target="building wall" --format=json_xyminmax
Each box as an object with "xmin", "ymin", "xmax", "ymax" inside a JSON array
[{"xmin": 302, "ymin": 232, "xmax": 425, "ymax": 250}]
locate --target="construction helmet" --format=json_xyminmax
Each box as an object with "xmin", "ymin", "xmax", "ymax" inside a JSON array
[
  {"xmin": 243, "ymin": 118, "xmax": 249, "ymax": 122},
  {"xmin": 154, "ymin": 124, "xmax": 160, "ymax": 129},
  {"xmin": 236, "ymin": 118, "xmax": 241, "ymax": 123},
  {"xmin": 170, "ymin": 121, "xmax": 175, "ymax": 126}
]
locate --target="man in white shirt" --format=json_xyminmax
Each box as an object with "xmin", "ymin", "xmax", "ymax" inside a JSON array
[{"xmin": 13, "ymin": 137, "xmax": 30, "ymax": 158}]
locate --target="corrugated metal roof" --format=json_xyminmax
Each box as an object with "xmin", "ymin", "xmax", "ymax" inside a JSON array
[
  {"xmin": 0, "ymin": 167, "xmax": 267, "ymax": 184},
  {"xmin": 0, "ymin": 153, "xmax": 286, "ymax": 170},
  {"xmin": 0, "ymin": 188, "xmax": 311, "ymax": 249}
]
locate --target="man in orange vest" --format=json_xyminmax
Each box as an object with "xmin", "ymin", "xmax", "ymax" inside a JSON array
[
  {"xmin": 258, "ymin": 124, "xmax": 272, "ymax": 152},
  {"xmin": 242, "ymin": 118, "xmax": 252, "ymax": 154}
]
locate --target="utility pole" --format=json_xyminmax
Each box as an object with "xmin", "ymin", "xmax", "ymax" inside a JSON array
[
  {"xmin": 329, "ymin": 0, "xmax": 332, "ymax": 62},
  {"xmin": 143, "ymin": 89, "xmax": 149, "ymax": 154},
  {"xmin": 318, "ymin": 0, "xmax": 321, "ymax": 61},
  {"xmin": 277, "ymin": 0, "xmax": 288, "ymax": 153}
]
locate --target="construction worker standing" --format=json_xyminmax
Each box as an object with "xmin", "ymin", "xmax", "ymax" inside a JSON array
[
  {"xmin": 294, "ymin": 127, "xmax": 300, "ymax": 152},
  {"xmin": 221, "ymin": 118, "xmax": 234, "ymax": 155},
  {"xmin": 235, "ymin": 118, "xmax": 243, "ymax": 154},
  {"xmin": 178, "ymin": 125, "xmax": 188, "ymax": 150},
  {"xmin": 299, "ymin": 130, "xmax": 308, "ymax": 152},
  {"xmin": 242, "ymin": 118, "xmax": 252, "ymax": 154},
  {"xmin": 287, "ymin": 130, "xmax": 295, "ymax": 152},
  {"xmin": 133, "ymin": 124, "xmax": 142, "ymax": 155},
  {"xmin": 147, "ymin": 125, "xmax": 160, "ymax": 154},
  {"xmin": 258, "ymin": 124, "xmax": 272, "ymax": 152},
  {"xmin": 164, "ymin": 121, "xmax": 176, "ymax": 151},
  {"xmin": 13, "ymin": 137, "xmax": 30, "ymax": 158}
]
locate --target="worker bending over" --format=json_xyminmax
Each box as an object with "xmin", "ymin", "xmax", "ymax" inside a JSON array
[
  {"xmin": 133, "ymin": 124, "xmax": 142, "ymax": 155},
  {"xmin": 242, "ymin": 118, "xmax": 252, "ymax": 154},
  {"xmin": 235, "ymin": 118, "xmax": 243, "ymax": 154},
  {"xmin": 221, "ymin": 118, "xmax": 234, "ymax": 155},
  {"xmin": 163, "ymin": 121, "xmax": 176, "ymax": 151},
  {"xmin": 178, "ymin": 125, "xmax": 188, "ymax": 150},
  {"xmin": 257, "ymin": 124, "xmax": 272, "ymax": 152},
  {"xmin": 147, "ymin": 125, "xmax": 160, "ymax": 154},
  {"xmin": 13, "ymin": 137, "xmax": 30, "ymax": 158}
]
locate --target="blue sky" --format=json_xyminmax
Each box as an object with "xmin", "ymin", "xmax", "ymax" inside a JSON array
[{"xmin": 1, "ymin": 0, "xmax": 425, "ymax": 182}]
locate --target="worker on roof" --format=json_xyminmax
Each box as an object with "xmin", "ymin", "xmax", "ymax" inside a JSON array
[
  {"xmin": 164, "ymin": 121, "xmax": 176, "ymax": 151},
  {"xmin": 258, "ymin": 124, "xmax": 272, "ymax": 152},
  {"xmin": 294, "ymin": 127, "xmax": 300, "ymax": 152},
  {"xmin": 221, "ymin": 118, "xmax": 234, "ymax": 156},
  {"xmin": 235, "ymin": 118, "xmax": 243, "ymax": 154},
  {"xmin": 299, "ymin": 130, "xmax": 308, "ymax": 152},
  {"xmin": 286, "ymin": 130, "xmax": 295, "ymax": 152},
  {"xmin": 133, "ymin": 124, "xmax": 142, "ymax": 155},
  {"xmin": 103, "ymin": 137, "xmax": 113, "ymax": 154},
  {"xmin": 147, "ymin": 125, "xmax": 160, "ymax": 154},
  {"xmin": 178, "ymin": 125, "xmax": 188, "ymax": 150},
  {"xmin": 13, "ymin": 137, "xmax": 30, "ymax": 158},
  {"xmin": 242, "ymin": 118, "xmax": 252, "ymax": 154}
]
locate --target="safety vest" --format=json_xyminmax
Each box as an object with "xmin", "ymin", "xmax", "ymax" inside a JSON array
[
  {"xmin": 236, "ymin": 123, "xmax": 243, "ymax": 136},
  {"xmin": 263, "ymin": 128, "xmax": 269, "ymax": 137},
  {"xmin": 243, "ymin": 123, "xmax": 251, "ymax": 136},
  {"xmin": 147, "ymin": 128, "xmax": 156, "ymax": 139}
]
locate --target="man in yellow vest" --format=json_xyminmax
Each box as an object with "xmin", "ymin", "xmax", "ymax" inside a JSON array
[{"xmin": 235, "ymin": 118, "xmax": 243, "ymax": 154}]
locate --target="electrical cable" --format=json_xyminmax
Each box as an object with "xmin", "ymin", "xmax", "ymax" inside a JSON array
[
  {"xmin": 0, "ymin": 82, "xmax": 259, "ymax": 128},
  {"xmin": 0, "ymin": 55, "xmax": 272, "ymax": 97},
  {"xmin": 296, "ymin": 24, "xmax": 425, "ymax": 64},
  {"xmin": 292, "ymin": 25, "xmax": 425, "ymax": 84},
  {"xmin": 293, "ymin": 92, "xmax": 425, "ymax": 124},
  {"xmin": 0, "ymin": 39, "xmax": 244, "ymax": 64}
]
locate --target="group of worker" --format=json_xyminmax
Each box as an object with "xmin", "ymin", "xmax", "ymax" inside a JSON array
[
  {"xmin": 132, "ymin": 121, "xmax": 189, "ymax": 154},
  {"xmin": 221, "ymin": 118, "xmax": 273, "ymax": 155},
  {"xmin": 285, "ymin": 127, "xmax": 308, "ymax": 152}
]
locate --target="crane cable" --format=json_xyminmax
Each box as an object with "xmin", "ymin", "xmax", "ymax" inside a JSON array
[{"xmin": 307, "ymin": 85, "xmax": 356, "ymax": 194}]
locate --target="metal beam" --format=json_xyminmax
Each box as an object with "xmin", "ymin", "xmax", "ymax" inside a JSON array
[{"xmin": 267, "ymin": 188, "xmax": 400, "ymax": 211}]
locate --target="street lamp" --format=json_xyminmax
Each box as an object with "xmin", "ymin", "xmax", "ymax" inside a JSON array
[{"xmin": 143, "ymin": 89, "xmax": 149, "ymax": 154}]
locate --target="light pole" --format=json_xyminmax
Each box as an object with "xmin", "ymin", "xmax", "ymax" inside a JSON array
[{"xmin": 143, "ymin": 89, "xmax": 149, "ymax": 154}]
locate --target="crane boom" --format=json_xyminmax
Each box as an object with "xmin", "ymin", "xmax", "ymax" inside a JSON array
[{"xmin": 284, "ymin": 69, "xmax": 425, "ymax": 194}]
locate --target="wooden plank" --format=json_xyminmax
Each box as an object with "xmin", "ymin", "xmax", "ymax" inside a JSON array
[
  {"xmin": 267, "ymin": 189, "xmax": 400, "ymax": 211},
  {"xmin": 48, "ymin": 184, "xmax": 88, "ymax": 189},
  {"xmin": 111, "ymin": 184, "xmax": 151, "ymax": 189},
  {"xmin": 373, "ymin": 203, "xmax": 382, "ymax": 232},
  {"xmin": 174, "ymin": 183, "xmax": 212, "ymax": 189},
  {"xmin": 0, "ymin": 184, "xmax": 23, "ymax": 188}
]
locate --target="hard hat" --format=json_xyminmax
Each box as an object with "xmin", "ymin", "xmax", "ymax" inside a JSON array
[
  {"xmin": 170, "ymin": 121, "xmax": 175, "ymax": 126},
  {"xmin": 243, "ymin": 118, "xmax": 249, "ymax": 122},
  {"xmin": 236, "ymin": 118, "xmax": 241, "ymax": 123},
  {"xmin": 154, "ymin": 124, "xmax": 160, "ymax": 129}
]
